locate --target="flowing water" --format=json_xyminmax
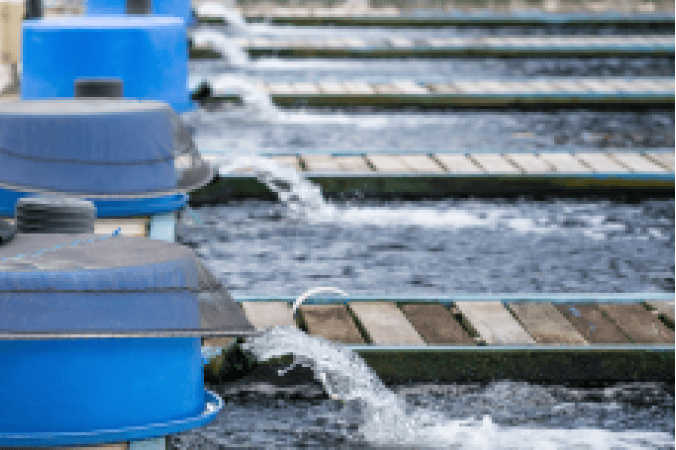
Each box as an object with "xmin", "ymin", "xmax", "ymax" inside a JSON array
[
  {"xmin": 173, "ymin": 327, "xmax": 674, "ymax": 449},
  {"xmin": 180, "ymin": 8, "xmax": 674, "ymax": 448}
]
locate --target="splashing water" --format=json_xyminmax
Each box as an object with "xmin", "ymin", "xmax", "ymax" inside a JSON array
[
  {"xmin": 243, "ymin": 326, "xmax": 674, "ymax": 449},
  {"xmin": 204, "ymin": 74, "xmax": 280, "ymax": 120},
  {"xmin": 191, "ymin": 29, "xmax": 250, "ymax": 68},
  {"xmin": 214, "ymin": 155, "xmax": 638, "ymax": 239}
]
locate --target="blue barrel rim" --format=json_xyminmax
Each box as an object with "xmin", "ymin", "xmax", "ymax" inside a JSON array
[{"xmin": 0, "ymin": 390, "xmax": 222, "ymax": 447}]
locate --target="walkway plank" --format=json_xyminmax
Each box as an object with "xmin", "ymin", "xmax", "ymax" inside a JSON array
[
  {"xmin": 598, "ymin": 304, "xmax": 674, "ymax": 344},
  {"xmin": 471, "ymin": 153, "xmax": 521, "ymax": 174},
  {"xmin": 300, "ymin": 304, "xmax": 365, "ymax": 344},
  {"xmin": 334, "ymin": 155, "xmax": 372, "ymax": 171},
  {"xmin": 399, "ymin": 154, "xmax": 444, "ymax": 172},
  {"xmin": 302, "ymin": 154, "xmax": 342, "ymax": 172},
  {"xmin": 401, "ymin": 304, "xmax": 474, "ymax": 345},
  {"xmin": 367, "ymin": 154, "xmax": 410, "ymax": 172},
  {"xmin": 645, "ymin": 301, "xmax": 675, "ymax": 323},
  {"xmin": 241, "ymin": 301, "xmax": 295, "ymax": 330},
  {"xmin": 349, "ymin": 302, "xmax": 425, "ymax": 345},
  {"xmin": 540, "ymin": 152, "xmax": 593, "ymax": 173},
  {"xmin": 455, "ymin": 302, "xmax": 535, "ymax": 344},
  {"xmin": 292, "ymin": 82, "xmax": 321, "ymax": 95},
  {"xmin": 342, "ymin": 81, "xmax": 374, "ymax": 95},
  {"xmin": 646, "ymin": 152, "xmax": 675, "ymax": 171},
  {"xmin": 505, "ymin": 153, "xmax": 553, "ymax": 173},
  {"xmin": 610, "ymin": 152, "xmax": 666, "ymax": 172},
  {"xmin": 271, "ymin": 155, "xmax": 302, "ymax": 171},
  {"xmin": 556, "ymin": 304, "xmax": 630, "ymax": 344},
  {"xmin": 575, "ymin": 152, "xmax": 629, "ymax": 173},
  {"xmin": 508, "ymin": 303, "xmax": 587, "ymax": 344},
  {"xmin": 435, "ymin": 154, "xmax": 483, "ymax": 173},
  {"xmin": 318, "ymin": 82, "xmax": 346, "ymax": 94}
]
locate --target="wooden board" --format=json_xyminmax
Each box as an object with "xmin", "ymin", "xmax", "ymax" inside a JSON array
[
  {"xmin": 333, "ymin": 155, "xmax": 372, "ymax": 171},
  {"xmin": 435, "ymin": 154, "xmax": 483, "ymax": 173},
  {"xmin": 540, "ymin": 152, "xmax": 593, "ymax": 173},
  {"xmin": 241, "ymin": 301, "xmax": 295, "ymax": 330},
  {"xmin": 366, "ymin": 154, "xmax": 409, "ymax": 172},
  {"xmin": 318, "ymin": 82, "xmax": 346, "ymax": 94},
  {"xmin": 399, "ymin": 154, "xmax": 444, "ymax": 172},
  {"xmin": 342, "ymin": 81, "xmax": 374, "ymax": 95},
  {"xmin": 302, "ymin": 154, "xmax": 342, "ymax": 172},
  {"xmin": 265, "ymin": 82, "xmax": 295, "ymax": 95},
  {"xmin": 400, "ymin": 304, "xmax": 474, "ymax": 345},
  {"xmin": 373, "ymin": 84, "xmax": 401, "ymax": 95},
  {"xmin": 556, "ymin": 304, "xmax": 630, "ymax": 344},
  {"xmin": 271, "ymin": 155, "xmax": 302, "ymax": 171},
  {"xmin": 645, "ymin": 301, "xmax": 675, "ymax": 323},
  {"xmin": 470, "ymin": 153, "xmax": 521, "ymax": 174},
  {"xmin": 455, "ymin": 302, "xmax": 535, "ymax": 345},
  {"xmin": 393, "ymin": 81, "xmax": 428, "ymax": 95},
  {"xmin": 349, "ymin": 302, "xmax": 425, "ymax": 345},
  {"xmin": 292, "ymin": 82, "xmax": 320, "ymax": 95},
  {"xmin": 300, "ymin": 304, "xmax": 365, "ymax": 344},
  {"xmin": 94, "ymin": 218, "xmax": 148, "ymax": 237},
  {"xmin": 610, "ymin": 152, "xmax": 666, "ymax": 172},
  {"xmin": 646, "ymin": 152, "xmax": 675, "ymax": 171},
  {"xmin": 575, "ymin": 152, "xmax": 629, "ymax": 173},
  {"xmin": 508, "ymin": 303, "xmax": 587, "ymax": 344},
  {"xmin": 504, "ymin": 153, "xmax": 553, "ymax": 174},
  {"xmin": 598, "ymin": 304, "xmax": 674, "ymax": 344}
]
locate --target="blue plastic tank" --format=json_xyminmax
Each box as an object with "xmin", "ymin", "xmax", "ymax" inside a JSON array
[
  {"xmin": 86, "ymin": 0, "xmax": 193, "ymax": 26},
  {"xmin": 0, "ymin": 232, "xmax": 224, "ymax": 446},
  {"xmin": 0, "ymin": 100, "xmax": 213, "ymax": 218},
  {"xmin": 22, "ymin": 17, "xmax": 192, "ymax": 112}
]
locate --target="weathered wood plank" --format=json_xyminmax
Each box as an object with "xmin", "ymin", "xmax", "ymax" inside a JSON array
[
  {"xmin": 301, "ymin": 304, "xmax": 365, "ymax": 344},
  {"xmin": 318, "ymin": 82, "xmax": 346, "ymax": 94},
  {"xmin": 610, "ymin": 152, "xmax": 666, "ymax": 172},
  {"xmin": 556, "ymin": 304, "xmax": 630, "ymax": 344},
  {"xmin": 367, "ymin": 154, "xmax": 410, "ymax": 172},
  {"xmin": 399, "ymin": 154, "xmax": 444, "ymax": 172},
  {"xmin": 349, "ymin": 302, "xmax": 425, "ymax": 345},
  {"xmin": 401, "ymin": 304, "xmax": 474, "ymax": 345},
  {"xmin": 470, "ymin": 153, "xmax": 521, "ymax": 174},
  {"xmin": 241, "ymin": 301, "xmax": 295, "ymax": 330},
  {"xmin": 435, "ymin": 154, "xmax": 483, "ymax": 173},
  {"xmin": 598, "ymin": 304, "xmax": 674, "ymax": 344},
  {"xmin": 456, "ymin": 302, "xmax": 535, "ymax": 345},
  {"xmin": 334, "ymin": 155, "xmax": 372, "ymax": 171},
  {"xmin": 508, "ymin": 303, "xmax": 587, "ymax": 344},
  {"xmin": 646, "ymin": 152, "xmax": 675, "ymax": 171},
  {"xmin": 342, "ymin": 81, "xmax": 374, "ymax": 95},
  {"xmin": 575, "ymin": 152, "xmax": 629, "ymax": 173},
  {"xmin": 292, "ymin": 82, "xmax": 321, "ymax": 95},
  {"xmin": 302, "ymin": 154, "xmax": 342, "ymax": 172},
  {"xmin": 540, "ymin": 152, "xmax": 593, "ymax": 173},
  {"xmin": 504, "ymin": 153, "xmax": 553, "ymax": 173},
  {"xmin": 645, "ymin": 301, "xmax": 675, "ymax": 323},
  {"xmin": 271, "ymin": 155, "xmax": 302, "ymax": 171}
]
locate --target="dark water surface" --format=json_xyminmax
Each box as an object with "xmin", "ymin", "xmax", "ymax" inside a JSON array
[{"xmin": 180, "ymin": 199, "xmax": 674, "ymax": 295}]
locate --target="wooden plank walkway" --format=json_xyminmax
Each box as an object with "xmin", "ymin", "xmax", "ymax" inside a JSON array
[
  {"xmin": 455, "ymin": 302, "xmax": 536, "ymax": 344},
  {"xmin": 200, "ymin": 10, "xmax": 675, "ymax": 28},
  {"xmin": 194, "ymin": 35, "xmax": 676, "ymax": 58},
  {"xmin": 241, "ymin": 301, "xmax": 295, "ymax": 330},
  {"xmin": 300, "ymin": 304, "xmax": 364, "ymax": 344},
  {"xmin": 197, "ymin": 150, "xmax": 674, "ymax": 200},
  {"xmin": 349, "ymin": 302, "xmax": 425, "ymax": 345},
  {"xmin": 199, "ymin": 78, "xmax": 675, "ymax": 108},
  {"xmin": 556, "ymin": 304, "xmax": 631, "ymax": 343},
  {"xmin": 598, "ymin": 304, "xmax": 674, "ymax": 344},
  {"xmin": 508, "ymin": 303, "xmax": 587, "ymax": 344}
]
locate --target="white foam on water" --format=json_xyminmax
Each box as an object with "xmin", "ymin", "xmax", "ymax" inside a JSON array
[
  {"xmin": 216, "ymin": 155, "xmax": 637, "ymax": 239},
  {"xmin": 244, "ymin": 327, "xmax": 674, "ymax": 450},
  {"xmin": 206, "ymin": 74, "xmax": 280, "ymax": 121}
]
